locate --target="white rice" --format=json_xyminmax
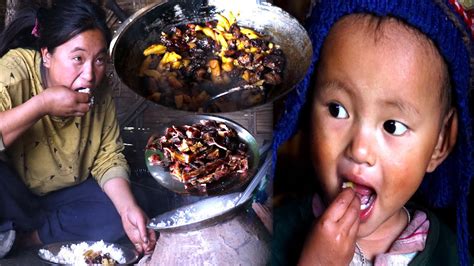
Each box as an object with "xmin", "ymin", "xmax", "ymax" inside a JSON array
[
  {"xmin": 39, "ymin": 240, "xmax": 126, "ymax": 265},
  {"xmin": 76, "ymin": 88, "xmax": 90, "ymax": 94}
]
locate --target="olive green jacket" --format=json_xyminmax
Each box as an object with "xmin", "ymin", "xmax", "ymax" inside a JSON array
[{"xmin": 0, "ymin": 48, "xmax": 130, "ymax": 195}]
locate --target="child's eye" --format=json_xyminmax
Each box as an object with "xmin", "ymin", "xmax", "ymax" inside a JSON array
[
  {"xmin": 383, "ymin": 120, "xmax": 408, "ymax": 136},
  {"xmin": 328, "ymin": 102, "xmax": 349, "ymax": 119}
]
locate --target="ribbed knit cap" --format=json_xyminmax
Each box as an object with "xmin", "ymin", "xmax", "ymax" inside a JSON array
[{"xmin": 273, "ymin": 0, "xmax": 473, "ymax": 264}]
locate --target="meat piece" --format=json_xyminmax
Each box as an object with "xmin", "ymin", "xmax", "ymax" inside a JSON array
[
  {"xmin": 237, "ymin": 53, "xmax": 253, "ymax": 66},
  {"xmin": 263, "ymin": 54, "xmax": 285, "ymax": 72},
  {"xmin": 263, "ymin": 71, "xmax": 283, "ymax": 85}
]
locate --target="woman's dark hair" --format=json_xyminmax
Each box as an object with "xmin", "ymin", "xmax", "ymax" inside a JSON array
[{"xmin": 0, "ymin": 0, "xmax": 111, "ymax": 57}]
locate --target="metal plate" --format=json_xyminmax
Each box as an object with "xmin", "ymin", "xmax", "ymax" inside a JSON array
[
  {"xmin": 144, "ymin": 114, "xmax": 259, "ymax": 196},
  {"xmin": 37, "ymin": 241, "xmax": 139, "ymax": 265},
  {"xmin": 148, "ymin": 149, "xmax": 271, "ymax": 232}
]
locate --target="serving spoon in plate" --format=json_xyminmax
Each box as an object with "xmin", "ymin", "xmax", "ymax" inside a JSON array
[{"xmin": 202, "ymin": 84, "xmax": 263, "ymax": 111}]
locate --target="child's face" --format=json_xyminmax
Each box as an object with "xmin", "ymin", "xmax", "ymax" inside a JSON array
[{"xmin": 310, "ymin": 16, "xmax": 451, "ymax": 239}]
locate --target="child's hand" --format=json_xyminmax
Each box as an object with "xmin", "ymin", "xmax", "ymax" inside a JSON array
[{"xmin": 298, "ymin": 188, "xmax": 361, "ymax": 266}]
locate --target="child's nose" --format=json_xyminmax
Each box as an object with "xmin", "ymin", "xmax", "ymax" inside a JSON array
[{"xmin": 345, "ymin": 126, "xmax": 375, "ymax": 166}]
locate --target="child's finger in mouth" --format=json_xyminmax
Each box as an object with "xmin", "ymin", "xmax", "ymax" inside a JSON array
[{"xmin": 341, "ymin": 181, "xmax": 377, "ymax": 220}]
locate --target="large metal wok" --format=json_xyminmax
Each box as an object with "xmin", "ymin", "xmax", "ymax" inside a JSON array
[{"xmin": 108, "ymin": 0, "xmax": 312, "ymax": 113}]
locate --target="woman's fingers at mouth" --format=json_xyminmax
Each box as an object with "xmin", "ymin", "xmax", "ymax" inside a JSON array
[
  {"xmin": 76, "ymin": 92, "xmax": 91, "ymax": 103},
  {"xmin": 78, "ymin": 103, "xmax": 91, "ymax": 113}
]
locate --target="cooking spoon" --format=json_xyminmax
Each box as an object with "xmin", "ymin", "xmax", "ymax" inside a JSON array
[{"xmin": 203, "ymin": 85, "xmax": 263, "ymax": 111}]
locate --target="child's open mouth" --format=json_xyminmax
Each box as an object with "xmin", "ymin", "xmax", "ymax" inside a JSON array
[{"xmin": 342, "ymin": 181, "xmax": 376, "ymax": 219}]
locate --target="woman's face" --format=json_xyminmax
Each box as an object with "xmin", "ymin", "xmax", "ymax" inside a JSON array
[
  {"xmin": 41, "ymin": 29, "xmax": 108, "ymax": 90},
  {"xmin": 310, "ymin": 16, "xmax": 453, "ymax": 240}
]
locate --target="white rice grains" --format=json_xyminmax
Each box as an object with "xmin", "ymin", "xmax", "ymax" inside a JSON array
[{"xmin": 39, "ymin": 240, "xmax": 126, "ymax": 265}]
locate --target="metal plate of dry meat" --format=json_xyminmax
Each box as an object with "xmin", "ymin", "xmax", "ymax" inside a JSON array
[
  {"xmin": 148, "ymin": 148, "xmax": 271, "ymax": 232},
  {"xmin": 144, "ymin": 114, "xmax": 259, "ymax": 195}
]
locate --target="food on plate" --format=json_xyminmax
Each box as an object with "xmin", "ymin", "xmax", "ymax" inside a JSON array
[
  {"xmin": 83, "ymin": 250, "xmax": 117, "ymax": 265},
  {"xmin": 146, "ymin": 119, "xmax": 249, "ymax": 193},
  {"xmin": 38, "ymin": 240, "xmax": 125, "ymax": 266},
  {"xmin": 139, "ymin": 12, "xmax": 286, "ymax": 112}
]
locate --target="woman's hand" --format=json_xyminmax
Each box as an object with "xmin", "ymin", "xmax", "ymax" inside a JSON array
[
  {"xmin": 120, "ymin": 205, "xmax": 157, "ymax": 255},
  {"xmin": 103, "ymin": 178, "xmax": 157, "ymax": 255},
  {"xmin": 39, "ymin": 86, "xmax": 91, "ymax": 117},
  {"xmin": 298, "ymin": 188, "xmax": 360, "ymax": 266},
  {"xmin": 0, "ymin": 86, "xmax": 88, "ymax": 146}
]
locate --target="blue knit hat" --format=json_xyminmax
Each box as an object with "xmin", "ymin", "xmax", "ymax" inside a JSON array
[{"xmin": 273, "ymin": 0, "xmax": 474, "ymax": 264}]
